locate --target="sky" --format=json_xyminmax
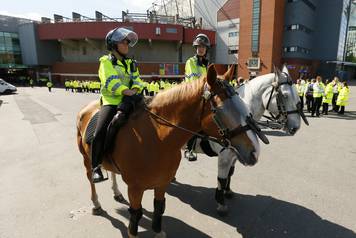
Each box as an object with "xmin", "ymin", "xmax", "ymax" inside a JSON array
[{"xmin": 1, "ymin": 0, "xmax": 154, "ymax": 21}]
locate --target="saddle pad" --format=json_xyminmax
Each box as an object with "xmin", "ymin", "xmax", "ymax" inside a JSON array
[
  {"xmin": 200, "ymin": 139, "xmax": 218, "ymax": 157},
  {"xmin": 85, "ymin": 112, "xmax": 99, "ymax": 144}
]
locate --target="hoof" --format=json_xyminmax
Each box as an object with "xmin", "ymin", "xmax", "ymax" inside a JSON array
[
  {"xmin": 217, "ymin": 204, "xmax": 228, "ymax": 217},
  {"xmin": 114, "ymin": 194, "xmax": 127, "ymax": 204},
  {"xmin": 92, "ymin": 206, "xmax": 104, "ymax": 216},
  {"xmin": 127, "ymin": 228, "xmax": 138, "ymax": 238},
  {"xmin": 224, "ymin": 189, "xmax": 234, "ymax": 199},
  {"xmin": 154, "ymin": 231, "xmax": 167, "ymax": 238}
]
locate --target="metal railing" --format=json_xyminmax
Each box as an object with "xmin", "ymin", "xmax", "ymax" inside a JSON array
[{"xmin": 41, "ymin": 10, "xmax": 198, "ymax": 28}]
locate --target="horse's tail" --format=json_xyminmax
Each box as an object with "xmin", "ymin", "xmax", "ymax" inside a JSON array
[{"xmin": 76, "ymin": 108, "xmax": 87, "ymax": 156}]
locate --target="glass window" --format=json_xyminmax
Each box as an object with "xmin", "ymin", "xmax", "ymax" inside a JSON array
[{"xmin": 166, "ymin": 28, "xmax": 177, "ymax": 33}]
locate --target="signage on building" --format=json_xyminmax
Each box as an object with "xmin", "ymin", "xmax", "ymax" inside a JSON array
[{"xmin": 247, "ymin": 57, "xmax": 260, "ymax": 70}]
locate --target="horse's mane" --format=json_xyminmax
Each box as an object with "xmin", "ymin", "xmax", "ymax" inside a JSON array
[
  {"xmin": 244, "ymin": 73, "xmax": 274, "ymax": 95},
  {"xmin": 149, "ymin": 77, "xmax": 206, "ymax": 109}
]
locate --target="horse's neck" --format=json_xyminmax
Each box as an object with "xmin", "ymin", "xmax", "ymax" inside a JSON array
[
  {"xmin": 148, "ymin": 79, "xmax": 205, "ymax": 148},
  {"xmin": 238, "ymin": 74, "xmax": 275, "ymax": 120}
]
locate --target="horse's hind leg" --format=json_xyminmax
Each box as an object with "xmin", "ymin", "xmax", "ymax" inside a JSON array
[
  {"xmin": 127, "ymin": 187, "xmax": 144, "ymax": 238},
  {"xmin": 83, "ymin": 157, "xmax": 102, "ymax": 215},
  {"xmin": 152, "ymin": 187, "xmax": 167, "ymax": 238},
  {"xmin": 111, "ymin": 172, "xmax": 126, "ymax": 203}
]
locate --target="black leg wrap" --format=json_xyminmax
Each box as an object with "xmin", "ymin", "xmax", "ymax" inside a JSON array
[
  {"xmin": 228, "ymin": 166, "xmax": 235, "ymax": 177},
  {"xmin": 215, "ymin": 188, "xmax": 225, "ymax": 205},
  {"xmin": 128, "ymin": 207, "xmax": 143, "ymax": 236},
  {"xmin": 216, "ymin": 177, "xmax": 228, "ymax": 205},
  {"xmin": 226, "ymin": 166, "xmax": 235, "ymax": 191},
  {"xmin": 152, "ymin": 199, "xmax": 166, "ymax": 233}
]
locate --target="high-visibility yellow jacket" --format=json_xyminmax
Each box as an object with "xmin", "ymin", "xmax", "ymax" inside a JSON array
[
  {"xmin": 336, "ymin": 86, "xmax": 350, "ymax": 106},
  {"xmin": 47, "ymin": 81, "xmax": 53, "ymax": 88},
  {"xmin": 98, "ymin": 55, "xmax": 144, "ymax": 105},
  {"xmin": 313, "ymin": 82, "xmax": 325, "ymax": 98},
  {"xmin": 296, "ymin": 83, "xmax": 306, "ymax": 97},
  {"xmin": 322, "ymin": 83, "xmax": 333, "ymax": 104},
  {"xmin": 184, "ymin": 56, "xmax": 207, "ymax": 82}
]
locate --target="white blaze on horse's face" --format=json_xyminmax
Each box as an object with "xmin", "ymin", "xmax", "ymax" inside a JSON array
[{"xmin": 214, "ymin": 92, "xmax": 260, "ymax": 166}]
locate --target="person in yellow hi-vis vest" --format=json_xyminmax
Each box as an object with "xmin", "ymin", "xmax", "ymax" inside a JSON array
[
  {"xmin": 91, "ymin": 27, "xmax": 144, "ymax": 183},
  {"xmin": 322, "ymin": 80, "xmax": 333, "ymax": 115},
  {"xmin": 311, "ymin": 76, "xmax": 325, "ymax": 117},
  {"xmin": 184, "ymin": 34, "xmax": 211, "ymax": 161},
  {"xmin": 336, "ymin": 81, "xmax": 350, "ymax": 115},
  {"xmin": 296, "ymin": 79, "xmax": 306, "ymax": 109},
  {"xmin": 332, "ymin": 76, "xmax": 342, "ymax": 112},
  {"xmin": 184, "ymin": 34, "xmax": 210, "ymax": 83},
  {"xmin": 46, "ymin": 80, "xmax": 53, "ymax": 92}
]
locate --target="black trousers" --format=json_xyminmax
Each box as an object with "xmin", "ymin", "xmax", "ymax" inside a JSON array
[
  {"xmin": 332, "ymin": 93, "xmax": 339, "ymax": 111},
  {"xmin": 299, "ymin": 96, "xmax": 304, "ymax": 110},
  {"xmin": 339, "ymin": 106, "xmax": 345, "ymax": 114},
  {"xmin": 91, "ymin": 105, "xmax": 117, "ymax": 168},
  {"xmin": 312, "ymin": 97, "xmax": 322, "ymax": 116},
  {"xmin": 322, "ymin": 103, "xmax": 329, "ymax": 115},
  {"xmin": 306, "ymin": 95, "xmax": 314, "ymax": 112}
]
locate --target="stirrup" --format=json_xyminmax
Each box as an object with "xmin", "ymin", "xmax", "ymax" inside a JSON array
[
  {"xmin": 92, "ymin": 166, "xmax": 109, "ymax": 183},
  {"xmin": 184, "ymin": 150, "xmax": 197, "ymax": 161}
]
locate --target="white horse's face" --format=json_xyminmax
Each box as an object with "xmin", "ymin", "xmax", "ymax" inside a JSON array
[
  {"xmin": 278, "ymin": 75, "xmax": 301, "ymax": 134},
  {"xmin": 266, "ymin": 69, "xmax": 301, "ymax": 135}
]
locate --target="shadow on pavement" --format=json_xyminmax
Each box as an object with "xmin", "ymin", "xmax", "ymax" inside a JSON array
[
  {"xmin": 115, "ymin": 207, "xmax": 210, "ymax": 238},
  {"xmin": 167, "ymin": 180, "xmax": 356, "ymax": 238}
]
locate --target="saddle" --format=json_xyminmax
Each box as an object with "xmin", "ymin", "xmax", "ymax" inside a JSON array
[{"xmin": 84, "ymin": 95, "xmax": 150, "ymax": 149}]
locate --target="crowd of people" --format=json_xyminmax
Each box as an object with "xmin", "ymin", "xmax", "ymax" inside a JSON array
[{"xmin": 295, "ymin": 76, "xmax": 350, "ymax": 116}]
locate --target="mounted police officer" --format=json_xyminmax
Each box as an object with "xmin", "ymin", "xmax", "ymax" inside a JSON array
[
  {"xmin": 91, "ymin": 27, "xmax": 144, "ymax": 183},
  {"xmin": 184, "ymin": 33, "xmax": 210, "ymax": 161},
  {"xmin": 184, "ymin": 33, "xmax": 210, "ymax": 82}
]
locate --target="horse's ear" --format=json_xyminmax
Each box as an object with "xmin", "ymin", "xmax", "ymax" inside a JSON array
[
  {"xmin": 273, "ymin": 64, "xmax": 281, "ymax": 81},
  {"xmin": 282, "ymin": 64, "xmax": 289, "ymax": 75},
  {"xmin": 221, "ymin": 64, "xmax": 235, "ymax": 81},
  {"xmin": 207, "ymin": 64, "xmax": 217, "ymax": 86}
]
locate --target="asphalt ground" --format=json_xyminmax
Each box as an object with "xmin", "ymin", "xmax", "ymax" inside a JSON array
[{"xmin": 0, "ymin": 85, "xmax": 355, "ymax": 238}]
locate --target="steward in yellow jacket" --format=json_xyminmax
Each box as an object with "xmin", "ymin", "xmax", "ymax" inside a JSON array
[
  {"xmin": 336, "ymin": 82, "xmax": 350, "ymax": 115},
  {"xmin": 322, "ymin": 80, "xmax": 333, "ymax": 115}
]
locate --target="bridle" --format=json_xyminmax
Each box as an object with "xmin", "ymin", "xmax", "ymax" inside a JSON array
[
  {"xmin": 264, "ymin": 72, "xmax": 309, "ymax": 126},
  {"xmin": 145, "ymin": 79, "xmax": 270, "ymax": 147}
]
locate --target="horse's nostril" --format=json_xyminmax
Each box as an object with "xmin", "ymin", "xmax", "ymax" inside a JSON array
[
  {"xmin": 249, "ymin": 151, "xmax": 258, "ymax": 165},
  {"xmin": 289, "ymin": 128, "xmax": 297, "ymax": 135}
]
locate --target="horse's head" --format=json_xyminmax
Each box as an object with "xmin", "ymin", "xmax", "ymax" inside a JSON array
[
  {"xmin": 200, "ymin": 65, "xmax": 269, "ymax": 166},
  {"xmin": 268, "ymin": 65, "xmax": 308, "ymax": 135}
]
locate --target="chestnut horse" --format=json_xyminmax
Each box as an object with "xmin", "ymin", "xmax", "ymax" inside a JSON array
[{"xmin": 76, "ymin": 65, "xmax": 262, "ymax": 237}]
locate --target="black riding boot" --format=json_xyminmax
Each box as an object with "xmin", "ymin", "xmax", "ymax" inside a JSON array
[{"xmin": 184, "ymin": 136, "xmax": 198, "ymax": 161}]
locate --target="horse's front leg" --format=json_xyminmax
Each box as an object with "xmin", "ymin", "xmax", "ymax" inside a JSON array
[
  {"xmin": 127, "ymin": 187, "xmax": 144, "ymax": 238},
  {"xmin": 216, "ymin": 147, "xmax": 236, "ymax": 216},
  {"xmin": 152, "ymin": 186, "xmax": 168, "ymax": 238},
  {"xmin": 111, "ymin": 172, "xmax": 126, "ymax": 203}
]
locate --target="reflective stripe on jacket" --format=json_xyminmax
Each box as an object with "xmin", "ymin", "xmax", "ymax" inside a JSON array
[
  {"xmin": 184, "ymin": 56, "xmax": 207, "ymax": 82},
  {"xmin": 98, "ymin": 55, "xmax": 144, "ymax": 105}
]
